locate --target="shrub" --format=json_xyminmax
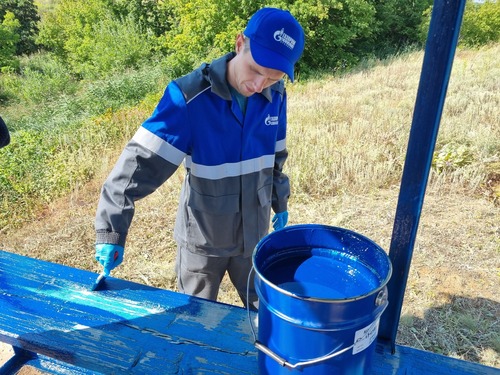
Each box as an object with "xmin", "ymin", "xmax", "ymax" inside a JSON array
[
  {"xmin": 12, "ymin": 52, "xmax": 77, "ymax": 105},
  {"xmin": 0, "ymin": 0, "xmax": 40, "ymax": 55},
  {"xmin": 160, "ymin": 0, "xmax": 379, "ymax": 77},
  {"xmin": 420, "ymin": 0, "xmax": 500, "ymax": 48},
  {"xmin": 460, "ymin": 0, "xmax": 500, "ymax": 47},
  {"xmin": 0, "ymin": 64, "xmax": 168, "ymax": 227},
  {"xmin": 370, "ymin": 0, "xmax": 432, "ymax": 55},
  {"xmin": 432, "ymin": 143, "xmax": 474, "ymax": 174},
  {"xmin": 0, "ymin": 11, "xmax": 20, "ymax": 71},
  {"xmin": 162, "ymin": 0, "xmax": 250, "ymax": 77},
  {"xmin": 66, "ymin": 14, "xmax": 155, "ymax": 79},
  {"xmin": 36, "ymin": 0, "xmax": 157, "ymax": 79},
  {"xmin": 0, "ymin": 128, "xmax": 52, "ymax": 228}
]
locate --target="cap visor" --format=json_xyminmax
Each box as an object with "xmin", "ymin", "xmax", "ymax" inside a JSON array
[{"xmin": 250, "ymin": 42, "xmax": 295, "ymax": 82}]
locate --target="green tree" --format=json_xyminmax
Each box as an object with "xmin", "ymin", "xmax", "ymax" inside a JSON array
[
  {"xmin": 460, "ymin": 0, "xmax": 499, "ymax": 47},
  {"xmin": 286, "ymin": 0, "xmax": 377, "ymax": 74},
  {"xmin": 0, "ymin": 11, "xmax": 20, "ymax": 71},
  {"xmin": 34, "ymin": 0, "xmax": 454, "ymax": 80},
  {"xmin": 371, "ymin": 0, "xmax": 433, "ymax": 55},
  {"xmin": 160, "ymin": 0, "xmax": 378, "ymax": 78},
  {"xmin": 161, "ymin": 0, "xmax": 252, "ymax": 76},
  {"xmin": 37, "ymin": 0, "xmax": 111, "ymax": 60},
  {"xmin": 420, "ymin": 0, "xmax": 499, "ymax": 48},
  {"xmin": 0, "ymin": 0, "xmax": 40, "ymax": 55},
  {"xmin": 106, "ymin": 0, "xmax": 174, "ymax": 38},
  {"xmin": 37, "ymin": 0, "xmax": 156, "ymax": 78}
]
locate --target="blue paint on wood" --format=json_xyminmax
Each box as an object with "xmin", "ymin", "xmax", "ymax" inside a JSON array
[
  {"xmin": 0, "ymin": 250, "xmax": 258, "ymax": 374},
  {"xmin": 1, "ymin": 250, "xmax": 499, "ymax": 375},
  {"xmin": 371, "ymin": 343, "xmax": 500, "ymax": 375}
]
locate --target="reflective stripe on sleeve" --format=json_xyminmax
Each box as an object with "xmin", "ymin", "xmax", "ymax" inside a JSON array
[{"xmin": 133, "ymin": 126, "xmax": 186, "ymax": 166}]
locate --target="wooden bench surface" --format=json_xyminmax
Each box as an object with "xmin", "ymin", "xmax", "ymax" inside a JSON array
[
  {"xmin": 1, "ymin": 250, "xmax": 499, "ymax": 374},
  {"xmin": 0, "ymin": 250, "xmax": 258, "ymax": 374}
]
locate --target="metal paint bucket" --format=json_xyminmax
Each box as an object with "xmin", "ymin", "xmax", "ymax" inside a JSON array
[{"xmin": 251, "ymin": 224, "xmax": 392, "ymax": 374}]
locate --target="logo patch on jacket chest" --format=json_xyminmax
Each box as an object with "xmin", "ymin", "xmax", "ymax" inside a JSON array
[{"xmin": 265, "ymin": 114, "xmax": 279, "ymax": 126}]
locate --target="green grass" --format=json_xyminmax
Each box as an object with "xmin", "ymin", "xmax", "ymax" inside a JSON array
[
  {"xmin": 0, "ymin": 53, "xmax": 169, "ymax": 228},
  {"xmin": 1, "ymin": 42, "xmax": 499, "ymax": 234},
  {"xmin": 0, "ymin": 43, "xmax": 498, "ymax": 368},
  {"xmin": 286, "ymin": 44, "xmax": 499, "ymax": 198},
  {"xmin": 2, "ymin": 44, "xmax": 498, "ymax": 229}
]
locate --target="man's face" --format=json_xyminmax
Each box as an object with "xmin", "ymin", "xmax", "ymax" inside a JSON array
[{"xmin": 227, "ymin": 34, "xmax": 285, "ymax": 97}]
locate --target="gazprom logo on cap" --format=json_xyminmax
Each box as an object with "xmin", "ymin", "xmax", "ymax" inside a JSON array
[{"xmin": 274, "ymin": 28, "xmax": 296, "ymax": 50}]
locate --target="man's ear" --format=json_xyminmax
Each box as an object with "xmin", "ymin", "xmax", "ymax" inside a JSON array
[{"xmin": 235, "ymin": 33, "xmax": 245, "ymax": 54}]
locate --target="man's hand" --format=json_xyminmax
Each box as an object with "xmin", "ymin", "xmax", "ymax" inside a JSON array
[
  {"xmin": 272, "ymin": 211, "xmax": 288, "ymax": 231},
  {"xmin": 95, "ymin": 244, "xmax": 124, "ymax": 275}
]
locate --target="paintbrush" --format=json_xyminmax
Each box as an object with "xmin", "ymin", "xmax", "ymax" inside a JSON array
[
  {"xmin": 90, "ymin": 272, "xmax": 108, "ymax": 291},
  {"xmin": 91, "ymin": 250, "xmax": 118, "ymax": 291}
]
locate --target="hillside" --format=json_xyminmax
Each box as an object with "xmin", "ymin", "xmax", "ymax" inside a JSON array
[{"xmin": 0, "ymin": 45, "xmax": 499, "ymax": 369}]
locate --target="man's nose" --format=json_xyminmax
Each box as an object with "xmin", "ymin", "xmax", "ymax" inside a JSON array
[{"xmin": 251, "ymin": 77, "xmax": 266, "ymax": 93}]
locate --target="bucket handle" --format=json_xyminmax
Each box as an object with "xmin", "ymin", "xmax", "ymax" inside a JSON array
[
  {"xmin": 254, "ymin": 339, "xmax": 354, "ymax": 369},
  {"xmin": 246, "ymin": 267, "xmax": 354, "ymax": 369}
]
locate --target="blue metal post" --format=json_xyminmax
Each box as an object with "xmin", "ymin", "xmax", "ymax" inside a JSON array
[{"xmin": 378, "ymin": 0, "xmax": 466, "ymax": 351}]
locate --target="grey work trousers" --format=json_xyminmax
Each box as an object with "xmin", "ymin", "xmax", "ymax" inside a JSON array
[{"xmin": 175, "ymin": 245, "xmax": 258, "ymax": 310}]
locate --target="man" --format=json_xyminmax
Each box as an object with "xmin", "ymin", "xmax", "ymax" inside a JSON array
[
  {"xmin": 94, "ymin": 8, "xmax": 305, "ymax": 309},
  {"xmin": 0, "ymin": 116, "xmax": 10, "ymax": 149}
]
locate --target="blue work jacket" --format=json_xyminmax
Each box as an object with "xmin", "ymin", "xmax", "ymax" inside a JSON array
[{"xmin": 95, "ymin": 52, "xmax": 290, "ymax": 257}]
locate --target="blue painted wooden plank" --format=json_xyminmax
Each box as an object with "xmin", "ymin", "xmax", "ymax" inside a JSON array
[
  {"xmin": 372, "ymin": 342, "xmax": 500, "ymax": 375},
  {"xmin": 1, "ymin": 349, "xmax": 105, "ymax": 375},
  {"xmin": 0, "ymin": 250, "xmax": 258, "ymax": 374},
  {"xmin": 2, "ymin": 250, "xmax": 499, "ymax": 375},
  {"xmin": 0, "ymin": 349, "xmax": 99, "ymax": 375},
  {"xmin": 15, "ymin": 354, "xmax": 99, "ymax": 375}
]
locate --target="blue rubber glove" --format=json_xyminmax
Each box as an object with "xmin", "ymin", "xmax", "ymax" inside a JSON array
[
  {"xmin": 272, "ymin": 211, "xmax": 288, "ymax": 231},
  {"xmin": 95, "ymin": 244, "xmax": 124, "ymax": 276}
]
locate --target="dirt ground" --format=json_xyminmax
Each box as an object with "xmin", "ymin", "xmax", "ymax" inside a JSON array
[
  {"xmin": 0, "ymin": 173, "xmax": 499, "ymax": 372},
  {"xmin": 0, "ymin": 344, "xmax": 40, "ymax": 374}
]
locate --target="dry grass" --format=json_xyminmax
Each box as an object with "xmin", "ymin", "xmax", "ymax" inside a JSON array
[{"xmin": 0, "ymin": 44, "xmax": 499, "ymax": 368}]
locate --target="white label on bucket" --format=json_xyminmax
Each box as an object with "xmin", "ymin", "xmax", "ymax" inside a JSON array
[{"xmin": 352, "ymin": 318, "xmax": 380, "ymax": 355}]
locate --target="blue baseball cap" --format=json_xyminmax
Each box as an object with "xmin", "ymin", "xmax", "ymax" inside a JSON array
[{"xmin": 244, "ymin": 8, "xmax": 305, "ymax": 82}]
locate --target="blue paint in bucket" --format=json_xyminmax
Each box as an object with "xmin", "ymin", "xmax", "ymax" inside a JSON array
[{"xmin": 252, "ymin": 224, "xmax": 392, "ymax": 374}]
